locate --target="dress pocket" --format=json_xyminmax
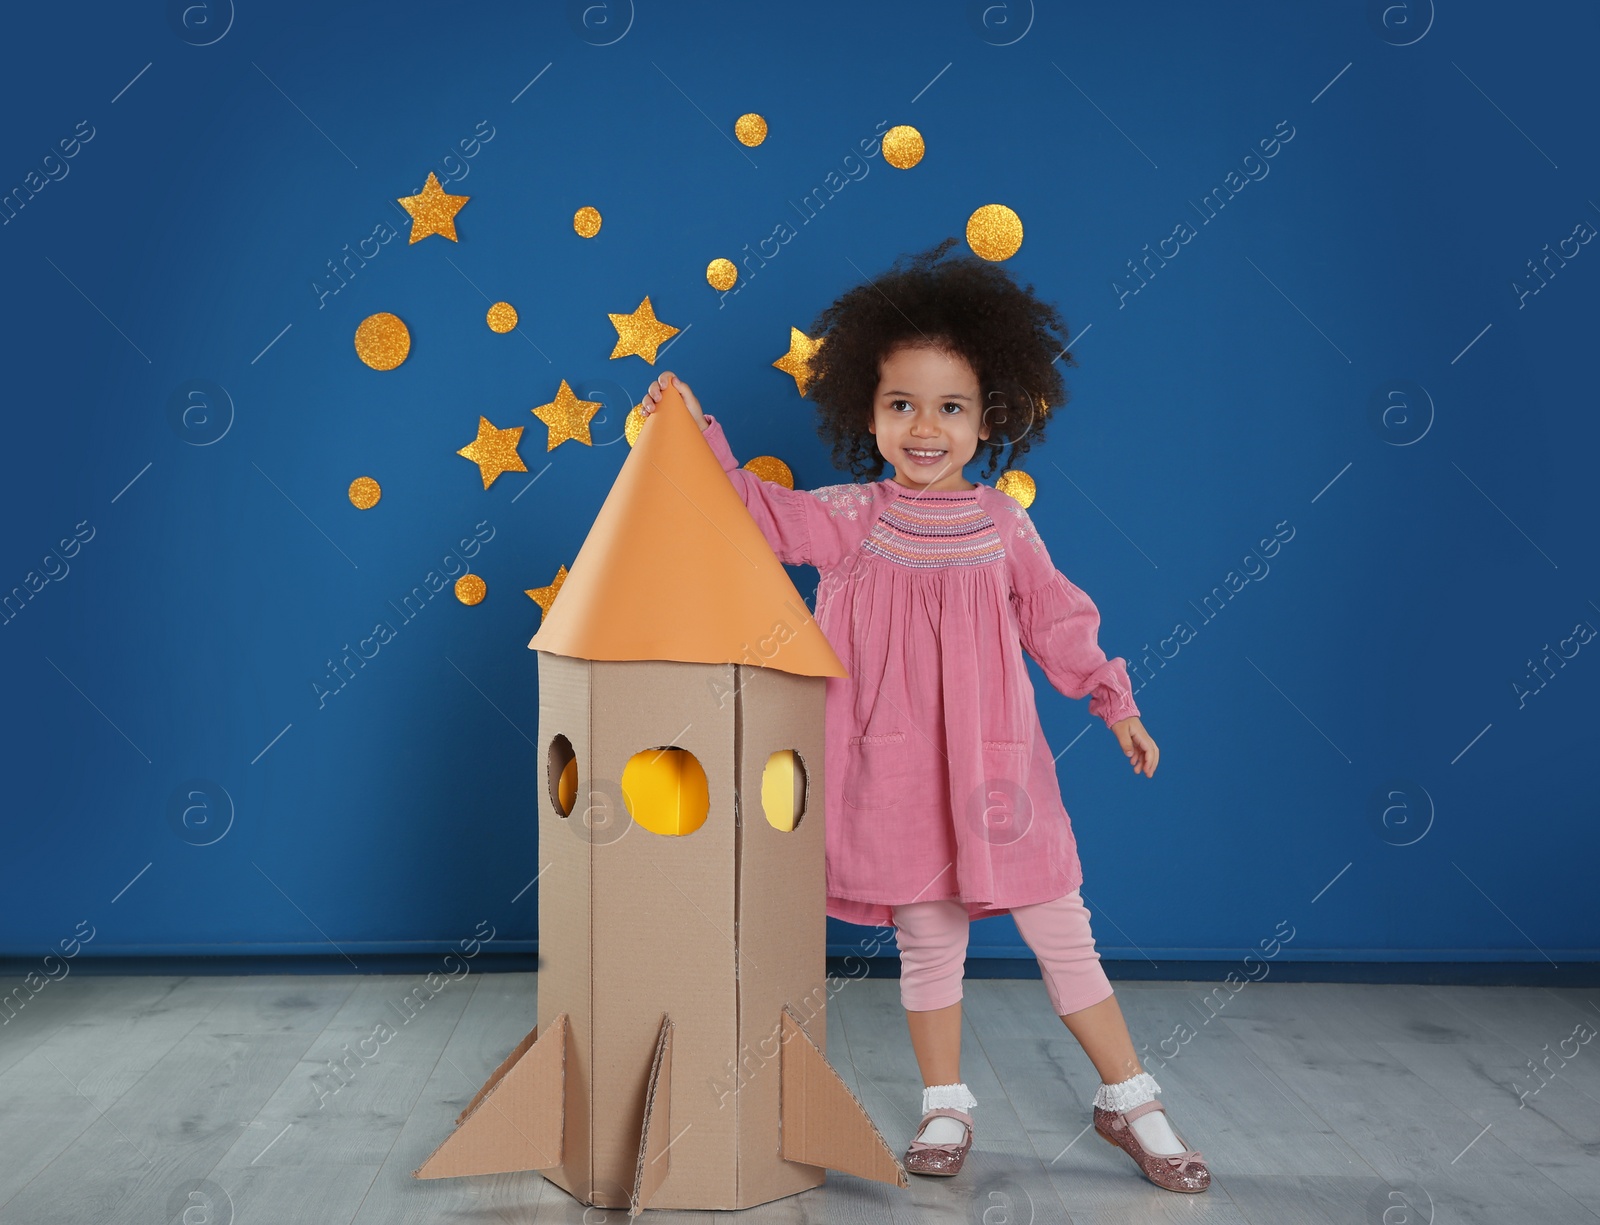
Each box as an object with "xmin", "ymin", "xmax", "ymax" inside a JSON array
[
  {"xmin": 970, "ymin": 739, "xmax": 1033, "ymax": 846},
  {"xmin": 841, "ymin": 730, "xmax": 907, "ymax": 811}
]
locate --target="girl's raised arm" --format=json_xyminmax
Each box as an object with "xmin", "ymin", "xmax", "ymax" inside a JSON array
[
  {"xmin": 998, "ymin": 495, "xmax": 1141, "ymax": 729},
  {"xmin": 700, "ymin": 413, "xmax": 870, "ymax": 571}
]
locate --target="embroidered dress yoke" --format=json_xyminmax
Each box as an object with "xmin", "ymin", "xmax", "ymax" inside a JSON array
[{"xmin": 700, "ymin": 414, "xmax": 1140, "ymax": 927}]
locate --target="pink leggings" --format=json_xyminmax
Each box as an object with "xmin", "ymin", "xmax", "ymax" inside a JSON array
[{"xmin": 892, "ymin": 889, "xmax": 1114, "ymax": 1016}]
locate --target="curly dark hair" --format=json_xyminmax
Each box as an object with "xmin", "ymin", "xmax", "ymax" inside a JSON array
[{"xmin": 803, "ymin": 237, "xmax": 1075, "ymax": 482}]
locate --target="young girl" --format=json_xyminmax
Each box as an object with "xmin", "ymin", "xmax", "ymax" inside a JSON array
[{"xmin": 638, "ymin": 239, "xmax": 1210, "ymax": 1194}]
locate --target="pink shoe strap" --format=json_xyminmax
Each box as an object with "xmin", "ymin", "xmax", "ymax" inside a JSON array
[
  {"xmin": 1122, "ymin": 1098, "xmax": 1165, "ymax": 1123},
  {"xmin": 1114, "ymin": 1099, "xmax": 1206, "ymax": 1171},
  {"xmin": 908, "ymin": 1107, "xmax": 973, "ymax": 1153}
]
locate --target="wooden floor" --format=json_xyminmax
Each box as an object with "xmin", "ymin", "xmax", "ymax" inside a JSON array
[{"xmin": 0, "ymin": 972, "xmax": 1595, "ymax": 1223}]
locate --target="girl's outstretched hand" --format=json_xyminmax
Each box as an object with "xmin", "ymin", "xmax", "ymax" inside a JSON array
[
  {"xmin": 640, "ymin": 371, "xmax": 709, "ymax": 431},
  {"xmin": 1112, "ymin": 716, "xmax": 1158, "ymax": 777}
]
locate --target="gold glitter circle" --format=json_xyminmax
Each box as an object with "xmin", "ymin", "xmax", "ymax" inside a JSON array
[
  {"xmin": 354, "ymin": 312, "xmax": 411, "ymax": 370},
  {"xmin": 573, "ymin": 206, "xmax": 602, "ymax": 238},
  {"xmin": 455, "ymin": 573, "xmax": 487, "ymax": 606},
  {"xmin": 995, "ymin": 469, "xmax": 1036, "ymax": 508},
  {"xmin": 966, "ymin": 204, "xmax": 1024, "ymax": 261},
  {"xmin": 706, "ymin": 258, "xmax": 738, "ymax": 292},
  {"xmin": 743, "ymin": 456, "xmax": 794, "ymax": 488},
  {"xmin": 882, "ymin": 125, "xmax": 925, "ymax": 170},
  {"xmin": 625, "ymin": 402, "xmax": 647, "ymax": 446},
  {"xmin": 734, "ymin": 113, "xmax": 768, "ymax": 147},
  {"xmin": 486, "ymin": 301, "xmax": 518, "ymax": 333},
  {"xmin": 347, "ymin": 476, "xmax": 382, "ymax": 509}
]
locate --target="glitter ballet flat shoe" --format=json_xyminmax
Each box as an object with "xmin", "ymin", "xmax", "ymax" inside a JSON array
[
  {"xmin": 904, "ymin": 1107, "xmax": 974, "ymax": 1176},
  {"xmin": 1093, "ymin": 1098, "xmax": 1211, "ymax": 1193}
]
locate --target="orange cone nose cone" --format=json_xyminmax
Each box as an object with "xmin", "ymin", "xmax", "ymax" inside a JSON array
[{"xmin": 528, "ymin": 381, "xmax": 846, "ymax": 677}]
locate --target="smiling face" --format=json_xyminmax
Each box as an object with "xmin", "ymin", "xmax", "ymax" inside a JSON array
[{"xmin": 867, "ymin": 343, "xmax": 991, "ymax": 492}]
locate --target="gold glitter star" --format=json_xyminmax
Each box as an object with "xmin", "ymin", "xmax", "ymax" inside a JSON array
[
  {"xmin": 607, "ymin": 296, "xmax": 680, "ymax": 364},
  {"xmin": 525, "ymin": 564, "xmax": 569, "ymax": 622},
  {"xmin": 398, "ymin": 172, "xmax": 471, "ymax": 244},
  {"xmin": 625, "ymin": 401, "xmax": 647, "ymax": 446},
  {"xmin": 532, "ymin": 379, "xmax": 603, "ymax": 450},
  {"xmin": 457, "ymin": 416, "xmax": 528, "ymax": 488},
  {"xmin": 773, "ymin": 326, "xmax": 823, "ymax": 396}
]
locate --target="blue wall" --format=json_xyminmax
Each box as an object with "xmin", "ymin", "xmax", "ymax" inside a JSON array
[{"xmin": 2, "ymin": 1, "xmax": 1594, "ymax": 968}]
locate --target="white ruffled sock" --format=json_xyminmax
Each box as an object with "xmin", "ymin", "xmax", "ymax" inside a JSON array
[
  {"xmin": 916, "ymin": 1082, "xmax": 976, "ymax": 1144},
  {"xmin": 1093, "ymin": 1071, "xmax": 1185, "ymax": 1155}
]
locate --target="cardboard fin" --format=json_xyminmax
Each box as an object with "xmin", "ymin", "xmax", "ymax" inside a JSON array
[
  {"xmin": 412, "ymin": 1013, "xmax": 567, "ymax": 1179},
  {"xmin": 457, "ymin": 1023, "xmax": 540, "ymax": 1125},
  {"xmin": 779, "ymin": 1005, "xmax": 908, "ymax": 1188},
  {"xmin": 629, "ymin": 1013, "xmax": 675, "ymax": 1217}
]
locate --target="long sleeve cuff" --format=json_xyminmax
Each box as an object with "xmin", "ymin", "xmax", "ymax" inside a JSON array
[
  {"xmin": 1089, "ymin": 682, "xmax": 1141, "ymax": 730},
  {"xmin": 699, "ymin": 413, "xmax": 739, "ymax": 474}
]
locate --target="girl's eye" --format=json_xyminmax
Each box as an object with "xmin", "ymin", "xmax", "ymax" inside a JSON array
[{"xmin": 942, "ymin": 402, "xmax": 963, "ymax": 413}]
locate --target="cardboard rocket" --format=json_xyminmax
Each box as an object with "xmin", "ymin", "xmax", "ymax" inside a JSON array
[{"xmin": 414, "ymin": 384, "xmax": 908, "ymax": 1214}]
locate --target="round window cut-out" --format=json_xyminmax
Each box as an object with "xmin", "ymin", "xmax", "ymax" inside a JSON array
[
  {"xmin": 621, "ymin": 746, "xmax": 709, "ymax": 836},
  {"xmin": 762, "ymin": 749, "xmax": 808, "ymax": 831},
  {"xmin": 547, "ymin": 734, "xmax": 577, "ymax": 817}
]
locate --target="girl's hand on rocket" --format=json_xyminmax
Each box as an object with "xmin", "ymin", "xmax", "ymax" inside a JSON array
[
  {"xmin": 1112, "ymin": 716, "xmax": 1158, "ymax": 778},
  {"xmin": 640, "ymin": 371, "xmax": 709, "ymax": 432}
]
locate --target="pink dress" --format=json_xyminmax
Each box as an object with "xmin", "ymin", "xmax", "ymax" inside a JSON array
[{"xmin": 701, "ymin": 414, "xmax": 1141, "ymax": 928}]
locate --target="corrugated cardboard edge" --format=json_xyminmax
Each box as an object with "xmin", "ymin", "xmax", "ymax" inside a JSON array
[
  {"xmin": 778, "ymin": 1005, "xmax": 908, "ymax": 1188},
  {"xmin": 629, "ymin": 1013, "xmax": 675, "ymax": 1217},
  {"xmin": 537, "ymin": 653, "xmax": 595, "ymax": 1204},
  {"xmin": 731, "ymin": 664, "xmax": 828, "ymax": 1207},
  {"xmin": 412, "ymin": 1013, "xmax": 567, "ymax": 1179},
  {"xmin": 730, "ymin": 661, "xmax": 745, "ymax": 1206}
]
